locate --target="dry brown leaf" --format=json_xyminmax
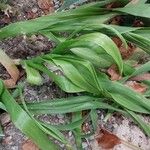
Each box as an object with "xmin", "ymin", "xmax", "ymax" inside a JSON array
[
  {"xmin": 107, "ymin": 65, "xmax": 121, "ymax": 81},
  {"xmin": 95, "ymin": 128, "xmax": 121, "ymax": 149},
  {"xmin": 112, "ymin": 37, "xmax": 136, "ymax": 59},
  {"xmin": 112, "ymin": 37, "xmax": 122, "ymax": 47},
  {"xmin": 0, "ymin": 49, "xmax": 20, "ymax": 88},
  {"xmin": 22, "ymin": 139, "xmax": 39, "ymax": 150},
  {"xmin": 38, "ymin": 0, "xmax": 54, "ymax": 14},
  {"xmin": 93, "ymin": 128, "xmax": 141, "ymax": 150},
  {"xmin": 126, "ymin": 81, "xmax": 147, "ymax": 93},
  {"xmin": 130, "ymin": 73, "xmax": 150, "ymax": 81}
]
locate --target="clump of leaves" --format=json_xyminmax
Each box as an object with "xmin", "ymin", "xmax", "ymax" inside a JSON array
[{"xmin": 0, "ymin": 0, "xmax": 150, "ymax": 149}]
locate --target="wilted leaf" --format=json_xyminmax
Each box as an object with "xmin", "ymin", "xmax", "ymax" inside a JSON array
[
  {"xmin": 0, "ymin": 49, "xmax": 19, "ymax": 88},
  {"xmin": 125, "ymin": 81, "xmax": 147, "ymax": 93},
  {"xmin": 22, "ymin": 139, "xmax": 39, "ymax": 150},
  {"xmin": 95, "ymin": 128, "xmax": 121, "ymax": 149}
]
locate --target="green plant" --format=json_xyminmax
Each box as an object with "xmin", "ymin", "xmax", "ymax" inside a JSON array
[{"xmin": 0, "ymin": 0, "xmax": 150, "ymax": 149}]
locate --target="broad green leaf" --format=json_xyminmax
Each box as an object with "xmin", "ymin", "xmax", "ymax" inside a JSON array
[
  {"xmin": 53, "ymin": 33, "xmax": 123, "ymax": 73},
  {"xmin": 110, "ymin": 93, "xmax": 150, "ymax": 114},
  {"xmin": 48, "ymin": 55, "xmax": 101, "ymax": 94},
  {"xmin": 115, "ymin": 1, "xmax": 150, "ymax": 18},
  {"xmin": 70, "ymin": 47, "xmax": 113, "ymax": 68}
]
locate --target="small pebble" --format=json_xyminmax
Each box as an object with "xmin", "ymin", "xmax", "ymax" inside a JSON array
[
  {"xmin": 68, "ymin": 131, "xmax": 72, "ymax": 137},
  {"xmin": 82, "ymin": 142, "xmax": 88, "ymax": 149},
  {"xmin": 57, "ymin": 114, "xmax": 64, "ymax": 119},
  {"xmin": 3, "ymin": 136, "xmax": 12, "ymax": 145},
  {"xmin": 59, "ymin": 118, "xmax": 65, "ymax": 124},
  {"xmin": 32, "ymin": 7, "xmax": 38, "ymax": 13}
]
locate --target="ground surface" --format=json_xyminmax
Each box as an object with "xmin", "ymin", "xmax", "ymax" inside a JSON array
[{"xmin": 0, "ymin": 0, "xmax": 150, "ymax": 150}]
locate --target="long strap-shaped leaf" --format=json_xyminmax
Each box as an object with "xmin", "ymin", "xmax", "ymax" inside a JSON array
[
  {"xmin": 0, "ymin": 2, "xmax": 112, "ymax": 39},
  {"xmin": 0, "ymin": 80, "xmax": 59, "ymax": 150},
  {"xmin": 25, "ymin": 95, "xmax": 150, "ymax": 137},
  {"xmin": 114, "ymin": 0, "xmax": 150, "ymax": 18}
]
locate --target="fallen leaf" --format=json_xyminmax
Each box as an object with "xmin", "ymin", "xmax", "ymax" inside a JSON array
[
  {"xmin": 125, "ymin": 81, "xmax": 147, "ymax": 93},
  {"xmin": 38, "ymin": 0, "xmax": 54, "ymax": 14},
  {"xmin": 130, "ymin": 73, "xmax": 150, "ymax": 81},
  {"xmin": 107, "ymin": 65, "xmax": 121, "ymax": 81},
  {"xmin": 95, "ymin": 128, "xmax": 121, "ymax": 149},
  {"xmin": 0, "ymin": 49, "xmax": 20, "ymax": 88},
  {"xmin": 112, "ymin": 37, "xmax": 122, "ymax": 47},
  {"xmin": 22, "ymin": 139, "xmax": 39, "ymax": 150},
  {"xmin": 112, "ymin": 37, "xmax": 136, "ymax": 59},
  {"xmin": 119, "ymin": 44, "xmax": 136, "ymax": 59},
  {"xmin": 93, "ymin": 128, "xmax": 141, "ymax": 150}
]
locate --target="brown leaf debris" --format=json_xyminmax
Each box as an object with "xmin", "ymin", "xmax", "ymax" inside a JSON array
[
  {"xmin": 107, "ymin": 65, "xmax": 121, "ymax": 81},
  {"xmin": 95, "ymin": 128, "xmax": 121, "ymax": 149},
  {"xmin": 22, "ymin": 139, "xmax": 39, "ymax": 150},
  {"xmin": 125, "ymin": 81, "xmax": 147, "ymax": 93},
  {"xmin": 38, "ymin": 0, "xmax": 54, "ymax": 14}
]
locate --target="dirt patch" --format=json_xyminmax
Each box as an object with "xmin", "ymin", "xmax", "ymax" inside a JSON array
[{"xmin": 0, "ymin": 35, "xmax": 55, "ymax": 59}]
